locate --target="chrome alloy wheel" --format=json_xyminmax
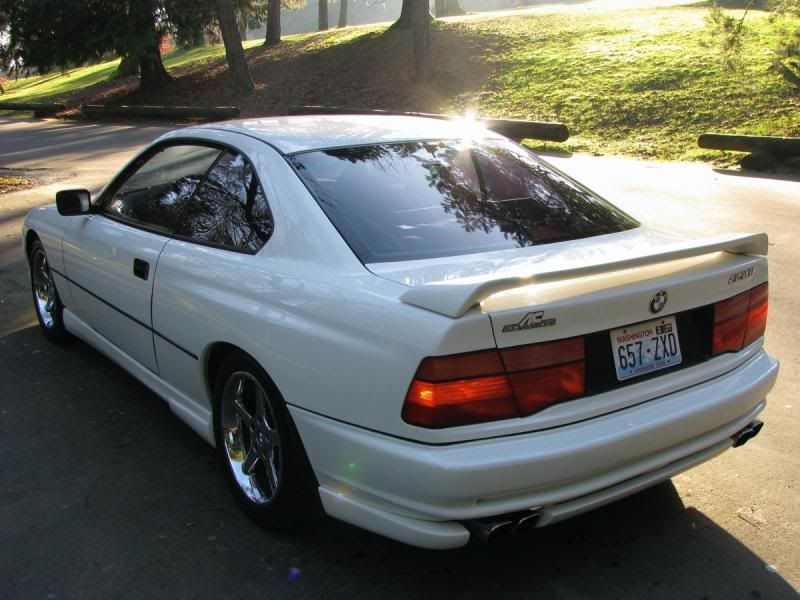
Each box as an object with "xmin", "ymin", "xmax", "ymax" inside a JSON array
[
  {"xmin": 220, "ymin": 372, "xmax": 283, "ymax": 504},
  {"xmin": 32, "ymin": 248, "xmax": 56, "ymax": 329}
]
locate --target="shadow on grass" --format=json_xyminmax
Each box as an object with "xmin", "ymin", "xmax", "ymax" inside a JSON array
[
  {"xmin": 115, "ymin": 22, "xmax": 508, "ymax": 119},
  {"xmin": 524, "ymin": 144, "xmax": 575, "ymax": 158}
]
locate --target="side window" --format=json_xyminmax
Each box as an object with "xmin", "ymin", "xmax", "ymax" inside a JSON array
[
  {"xmin": 105, "ymin": 144, "xmax": 222, "ymax": 232},
  {"xmin": 176, "ymin": 151, "xmax": 274, "ymax": 253}
]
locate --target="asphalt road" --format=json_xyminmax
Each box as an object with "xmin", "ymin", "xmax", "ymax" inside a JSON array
[{"xmin": 1, "ymin": 117, "xmax": 799, "ymax": 600}]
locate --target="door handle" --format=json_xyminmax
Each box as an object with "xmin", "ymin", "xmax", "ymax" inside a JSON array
[{"xmin": 133, "ymin": 258, "xmax": 150, "ymax": 281}]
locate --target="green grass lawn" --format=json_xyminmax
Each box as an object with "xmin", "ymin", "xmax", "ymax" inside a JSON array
[
  {"xmin": 463, "ymin": 7, "xmax": 800, "ymax": 161},
  {"xmin": 1, "ymin": 60, "xmax": 121, "ymax": 103},
  {"xmin": 1, "ymin": 4, "xmax": 798, "ymax": 163},
  {"xmin": 0, "ymin": 38, "xmax": 262, "ymax": 103}
]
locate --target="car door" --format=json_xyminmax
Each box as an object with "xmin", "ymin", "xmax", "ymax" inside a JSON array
[
  {"xmin": 61, "ymin": 142, "xmax": 223, "ymax": 372},
  {"xmin": 152, "ymin": 147, "xmax": 274, "ymax": 404}
]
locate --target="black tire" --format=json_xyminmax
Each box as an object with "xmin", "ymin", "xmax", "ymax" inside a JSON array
[
  {"xmin": 213, "ymin": 352, "xmax": 321, "ymax": 531},
  {"xmin": 28, "ymin": 237, "xmax": 72, "ymax": 344}
]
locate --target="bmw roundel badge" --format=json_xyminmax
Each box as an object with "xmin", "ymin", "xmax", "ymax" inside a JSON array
[{"xmin": 649, "ymin": 290, "xmax": 668, "ymax": 314}]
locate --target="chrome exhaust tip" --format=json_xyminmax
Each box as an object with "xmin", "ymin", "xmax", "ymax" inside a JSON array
[
  {"xmin": 466, "ymin": 509, "xmax": 540, "ymax": 543},
  {"xmin": 513, "ymin": 510, "xmax": 540, "ymax": 534},
  {"xmin": 731, "ymin": 419, "xmax": 764, "ymax": 448},
  {"xmin": 465, "ymin": 519, "xmax": 516, "ymax": 543}
]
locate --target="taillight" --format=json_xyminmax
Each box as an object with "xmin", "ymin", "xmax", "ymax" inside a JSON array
[
  {"xmin": 403, "ymin": 339, "xmax": 586, "ymax": 428},
  {"xmin": 713, "ymin": 282, "xmax": 768, "ymax": 356},
  {"xmin": 501, "ymin": 338, "xmax": 585, "ymax": 416},
  {"xmin": 743, "ymin": 282, "xmax": 769, "ymax": 347},
  {"xmin": 402, "ymin": 349, "xmax": 517, "ymax": 428}
]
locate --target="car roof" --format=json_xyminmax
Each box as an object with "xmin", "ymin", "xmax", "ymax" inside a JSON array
[{"xmin": 195, "ymin": 114, "xmax": 503, "ymax": 155}]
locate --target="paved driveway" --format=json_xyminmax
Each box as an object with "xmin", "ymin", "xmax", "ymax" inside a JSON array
[{"xmin": 1, "ymin": 118, "xmax": 798, "ymax": 599}]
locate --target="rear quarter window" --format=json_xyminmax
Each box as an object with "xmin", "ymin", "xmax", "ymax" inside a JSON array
[{"xmin": 288, "ymin": 139, "xmax": 639, "ymax": 263}]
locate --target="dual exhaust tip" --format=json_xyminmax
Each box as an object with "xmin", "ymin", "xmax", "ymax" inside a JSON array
[
  {"xmin": 467, "ymin": 420, "xmax": 764, "ymax": 543},
  {"xmin": 731, "ymin": 419, "xmax": 764, "ymax": 448},
  {"xmin": 465, "ymin": 509, "xmax": 540, "ymax": 544}
]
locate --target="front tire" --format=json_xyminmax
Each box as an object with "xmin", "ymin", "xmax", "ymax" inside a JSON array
[
  {"xmin": 28, "ymin": 238, "xmax": 71, "ymax": 343},
  {"xmin": 213, "ymin": 352, "xmax": 320, "ymax": 531}
]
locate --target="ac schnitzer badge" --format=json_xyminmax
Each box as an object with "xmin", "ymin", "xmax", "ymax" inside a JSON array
[{"xmin": 502, "ymin": 311, "xmax": 557, "ymax": 333}]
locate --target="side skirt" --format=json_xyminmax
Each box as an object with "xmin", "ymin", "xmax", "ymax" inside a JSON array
[{"xmin": 63, "ymin": 309, "xmax": 215, "ymax": 446}]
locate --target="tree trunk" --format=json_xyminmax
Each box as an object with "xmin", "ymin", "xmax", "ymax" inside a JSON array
[
  {"xmin": 319, "ymin": 0, "xmax": 329, "ymax": 31},
  {"xmin": 435, "ymin": 0, "xmax": 464, "ymax": 17},
  {"xmin": 265, "ymin": 0, "xmax": 281, "ymax": 46},
  {"xmin": 216, "ymin": 0, "xmax": 255, "ymax": 92},
  {"xmin": 238, "ymin": 6, "xmax": 249, "ymax": 41},
  {"xmin": 393, "ymin": 0, "xmax": 415, "ymax": 29},
  {"xmin": 412, "ymin": 0, "xmax": 432, "ymax": 80},
  {"xmin": 444, "ymin": 0, "xmax": 465, "ymax": 15},
  {"xmin": 338, "ymin": 0, "xmax": 348, "ymax": 27},
  {"xmin": 139, "ymin": 35, "xmax": 173, "ymax": 90},
  {"xmin": 117, "ymin": 54, "xmax": 139, "ymax": 77},
  {"xmin": 132, "ymin": 1, "xmax": 173, "ymax": 90}
]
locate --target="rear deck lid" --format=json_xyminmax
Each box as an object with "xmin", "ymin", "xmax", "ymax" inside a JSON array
[{"xmin": 370, "ymin": 227, "xmax": 768, "ymax": 347}]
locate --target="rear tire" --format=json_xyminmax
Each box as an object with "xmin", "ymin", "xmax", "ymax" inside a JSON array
[
  {"xmin": 213, "ymin": 352, "xmax": 321, "ymax": 531},
  {"xmin": 28, "ymin": 238, "xmax": 71, "ymax": 344}
]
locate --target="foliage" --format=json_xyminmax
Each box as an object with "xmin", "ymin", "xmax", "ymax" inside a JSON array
[
  {"xmin": 0, "ymin": 0, "xmax": 269, "ymax": 78},
  {"xmin": 706, "ymin": 0, "xmax": 757, "ymax": 67},
  {"xmin": 769, "ymin": 0, "xmax": 800, "ymax": 72},
  {"xmin": 0, "ymin": 0, "xmax": 116, "ymax": 73},
  {"xmin": 707, "ymin": 0, "xmax": 800, "ymax": 81},
  {"xmin": 769, "ymin": 0, "xmax": 800, "ymax": 15}
]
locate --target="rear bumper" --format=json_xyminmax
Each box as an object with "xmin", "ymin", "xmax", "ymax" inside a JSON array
[{"xmin": 290, "ymin": 349, "xmax": 779, "ymax": 549}]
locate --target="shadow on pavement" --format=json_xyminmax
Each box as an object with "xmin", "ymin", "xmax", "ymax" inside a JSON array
[
  {"xmin": 1, "ymin": 323, "xmax": 798, "ymax": 599},
  {"xmin": 712, "ymin": 167, "xmax": 800, "ymax": 184},
  {"xmin": 0, "ymin": 119, "xmax": 172, "ymax": 169}
]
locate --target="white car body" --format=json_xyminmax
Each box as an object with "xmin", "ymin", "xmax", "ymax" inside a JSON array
[{"xmin": 23, "ymin": 115, "xmax": 780, "ymax": 549}]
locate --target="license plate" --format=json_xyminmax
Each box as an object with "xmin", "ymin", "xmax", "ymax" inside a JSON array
[{"xmin": 610, "ymin": 315, "xmax": 682, "ymax": 381}]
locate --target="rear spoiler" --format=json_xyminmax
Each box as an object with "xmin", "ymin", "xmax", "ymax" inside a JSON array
[{"xmin": 399, "ymin": 233, "xmax": 769, "ymax": 318}]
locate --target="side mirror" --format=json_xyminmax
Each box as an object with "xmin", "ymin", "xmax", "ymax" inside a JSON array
[{"xmin": 56, "ymin": 189, "xmax": 92, "ymax": 216}]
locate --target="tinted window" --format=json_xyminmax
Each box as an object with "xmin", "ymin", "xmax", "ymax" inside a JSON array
[
  {"xmin": 105, "ymin": 144, "xmax": 221, "ymax": 232},
  {"xmin": 289, "ymin": 139, "xmax": 639, "ymax": 263},
  {"xmin": 176, "ymin": 151, "xmax": 273, "ymax": 253}
]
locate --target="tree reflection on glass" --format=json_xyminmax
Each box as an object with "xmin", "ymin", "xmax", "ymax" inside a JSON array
[
  {"xmin": 178, "ymin": 152, "xmax": 274, "ymax": 253},
  {"xmin": 290, "ymin": 139, "xmax": 638, "ymax": 263}
]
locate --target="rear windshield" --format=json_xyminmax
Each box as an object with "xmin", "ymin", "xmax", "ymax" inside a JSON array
[{"xmin": 288, "ymin": 139, "xmax": 639, "ymax": 263}]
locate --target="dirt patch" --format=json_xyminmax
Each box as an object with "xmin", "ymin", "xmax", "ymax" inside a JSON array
[
  {"xmin": 0, "ymin": 175, "xmax": 34, "ymax": 194},
  {"xmin": 0, "ymin": 168, "xmax": 75, "ymax": 195}
]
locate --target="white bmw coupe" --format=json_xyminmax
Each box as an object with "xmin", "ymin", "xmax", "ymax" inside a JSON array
[{"xmin": 23, "ymin": 115, "xmax": 779, "ymax": 549}]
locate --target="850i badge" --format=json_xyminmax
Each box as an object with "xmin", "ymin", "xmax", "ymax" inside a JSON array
[{"xmin": 502, "ymin": 311, "xmax": 557, "ymax": 333}]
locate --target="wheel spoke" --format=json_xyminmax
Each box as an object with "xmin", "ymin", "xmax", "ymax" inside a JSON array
[
  {"xmin": 242, "ymin": 446, "xmax": 260, "ymax": 475},
  {"xmin": 233, "ymin": 399, "xmax": 254, "ymax": 427},
  {"xmin": 266, "ymin": 425, "xmax": 280, "ymax": 450},
  {"xmin": 254, "ymin": 387, "xmax": 267, "ymax": 419},
  {"xmin": 263, "ymin": 451, "xmax": 279, "ymax": 493}
]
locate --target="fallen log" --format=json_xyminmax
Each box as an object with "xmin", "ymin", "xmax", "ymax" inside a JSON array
[
  {"xmin": 81, "ymin": 104, "xmax": 240, "ymax": 121},
  {"xmin": 288, "ymin": 105, "xmax": 570, "ymax": 143},
  {"xmin": 698, "ymin": 133, "xmax": 800, "ymax": 157},
  {"xmin": 0, "ymin": 102, "xmax": 66, "ymax": 117}
]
